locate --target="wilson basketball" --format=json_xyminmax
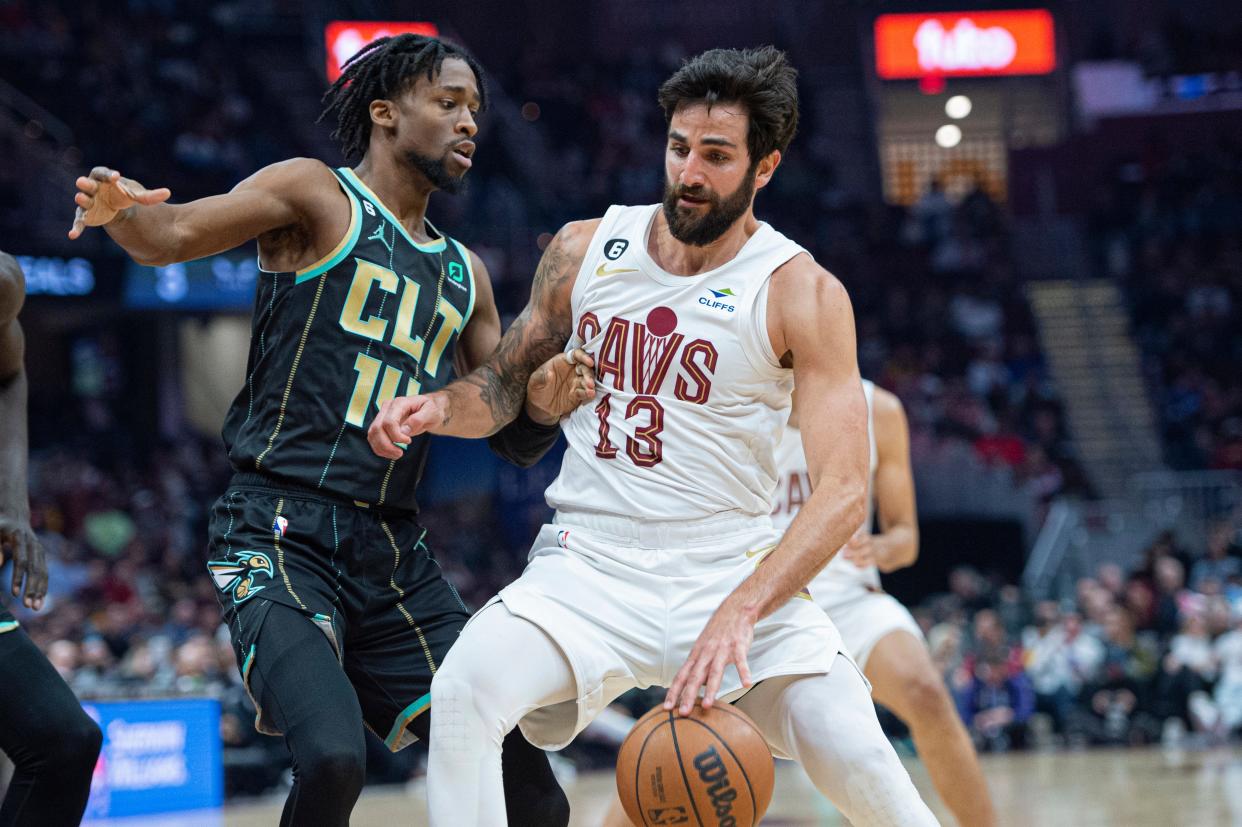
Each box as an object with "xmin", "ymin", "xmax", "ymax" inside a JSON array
[{"xmin": 616, "ymin": 702, "xmax": 774, "ymax": 827}]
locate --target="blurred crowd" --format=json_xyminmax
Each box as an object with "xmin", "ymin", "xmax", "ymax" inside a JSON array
[
  {"xmin": 0, "ymin": 0, "xmax": 288, "ymax": 202},
  {"xmin": 1090, "ymin": 137, "xmax": 1242, "ymax": 470},
  {"xmin": 913, "ymin": 525, "xmax": 1242, "ymax": 752}
]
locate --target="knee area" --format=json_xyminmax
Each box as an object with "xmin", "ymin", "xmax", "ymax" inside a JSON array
[
  {"xmin": 298, "ymin": 739, "xmax": 366, "ymax": 791},
  {"xmin": 31, "ymin": 713, "xmax": 103, "ymax": 770},
  {"xmin": 900, "ymin": 673, "xmax": 954, "ymax": 721},
  {"xmin": 431, "ymin": 672, "xmax": 505, "ymax": 747}
]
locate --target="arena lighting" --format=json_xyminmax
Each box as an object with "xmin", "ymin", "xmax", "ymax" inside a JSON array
[
  {"xmin": 325, "ymin": 21, "xmax": 439, "ymax": 81},
  {"xmin": 935, "ymin": 124, "xmax": 963, "ymax": 148},
  {"xmin": 875, "ymin": 10, "xmax": 1056, "ymax": 79},
  {"xmin": 945, "ymin": 94, "xmax": 972, "ymax": 119}
]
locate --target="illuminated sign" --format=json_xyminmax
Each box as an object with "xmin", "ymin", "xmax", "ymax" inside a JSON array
[
  {"xmin": 875, "ymin": 10, "xmax": 1056, "ymax": 79},
  {"xmin": 16, "ymin": 255, "xmax": 95, "ymax": 296},
  {"xmin": 325, "ymin": 21, "xmax": 439, "ymax": 81}
]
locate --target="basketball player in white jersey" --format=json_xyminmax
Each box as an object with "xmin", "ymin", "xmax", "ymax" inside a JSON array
[
  {"xmin": 368, "ymin": 46, "xmax": 938, "ymax": 825},
  {"xmin": 773, "ymin": 381, "xmax": 996, "ymax": 826}
]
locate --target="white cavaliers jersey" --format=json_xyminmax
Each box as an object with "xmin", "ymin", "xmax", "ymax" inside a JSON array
[
  {"xmin": 544, "ymin": 204, "xmax": 807, "ymax": 520},
  {"xmin": 771, "ymin": 380, "xmax": 880, "ymax": 601}
]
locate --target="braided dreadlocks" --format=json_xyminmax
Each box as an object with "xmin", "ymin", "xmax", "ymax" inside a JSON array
[{"xmin": 319, "ymin": 34, "xmax": 488, "ymax": 160}]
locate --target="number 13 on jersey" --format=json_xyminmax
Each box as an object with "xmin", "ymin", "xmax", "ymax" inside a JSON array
[{"xmin": 594, "ymin": 393, "xmax": 664, "ymax": 467}]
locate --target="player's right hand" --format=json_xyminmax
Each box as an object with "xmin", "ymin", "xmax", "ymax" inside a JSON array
[
  {"xmin": 367, "ymin": 393, "xmax": 449, "ymax": 460},
  {"xmin": 0, "ymin": 512, "xmax": 47, "ymax": 611},
  {"xmin": 841, "ymin": 527, "xmax": 876, "ymax": 569},
  {"xmin": 68, "ymin": 167, "xmax": 171, "ymax": 239}
]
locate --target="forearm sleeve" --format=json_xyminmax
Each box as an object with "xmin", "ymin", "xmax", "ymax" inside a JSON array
[{"xmin": 487, "ymin": 407, "xmax": 562, "ymax": 468}]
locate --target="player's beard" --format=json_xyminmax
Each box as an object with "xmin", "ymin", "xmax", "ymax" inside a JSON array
[
  {"xmin": 405, "ymin": 147, "xmax": 467, "ymax": 195},
  {"xmin": 662, "ymin": 168, "xmax": 756, "ymax": 247}
]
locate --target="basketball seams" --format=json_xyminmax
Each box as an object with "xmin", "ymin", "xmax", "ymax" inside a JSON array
[
  {"xmin": 633, "ymin": 716, "xmax": 670, "ymax": 827},
  {"xmin": 678, "ymin": 716, "xmax": 762, "ymax": 825},
  {"xmin": 667, "ymin": 711, "xmax": 708, "ymax": 827}
]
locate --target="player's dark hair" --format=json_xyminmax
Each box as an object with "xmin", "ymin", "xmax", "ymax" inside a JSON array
[
  {"xmin": 657, "ymin": 46, "xmax": 799, "ymax": 164},
  {"xmin": 319, "ymin": 33, "xmax": 487, "ymax": 160}
]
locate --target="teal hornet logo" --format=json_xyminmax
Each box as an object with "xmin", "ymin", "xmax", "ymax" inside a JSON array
[
  {"xmin": 207, "ymin": 551, "xmax": 275, "ymax": 604},
  {"xmin": 448, "ymin": 261, "xmax": 465, "ymax": 283}
]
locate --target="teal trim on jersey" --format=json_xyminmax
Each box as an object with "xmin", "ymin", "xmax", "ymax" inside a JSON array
[
  {"xmin": 450, "ymin": 238, "xmax": 477, "ymax": 324},
  {"xmin": 0, "ymin": 620, "xmax": 19, "ymax": 634},
  {"xmin": 385, "ymin": 691, "xmax": 432, "ymax": 750},
  {"xmin": 338, "ymin": 168, "xmax": 448, "ymax": 254},
  {"xmin": 295, "ymin": 175, "xmax": 364, "ymax": 284},
  {"xmin": 242, "ymin": 644, "xmax": 256, "ymax": 679}
]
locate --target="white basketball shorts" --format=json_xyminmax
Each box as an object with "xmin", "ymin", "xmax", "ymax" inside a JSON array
[
  {"xmin": 480, "ymin": 510, "xmax": 852, "ymax": 751},
  {"xmin": 818, "ymin": 587, "xmax": 924, "ymax": 671}
]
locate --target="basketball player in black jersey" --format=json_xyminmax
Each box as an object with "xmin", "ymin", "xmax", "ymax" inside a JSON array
[
  {"xmin": 68, "ymin": 35, "xmax": 587, "ymax": 826},
  {"xmin": 0, "ymin": 251, "xmax": 103, "ymax": 825}
]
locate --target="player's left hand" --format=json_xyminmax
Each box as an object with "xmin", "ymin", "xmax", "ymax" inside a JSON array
[
  {"xmin": 0, "ymin": 509, "xmax": 47, "ymax": 611},
  {"xmin": 525, "ymin": 348, "xmax": 596, "ymax": 425},
  {"xmin": 665, "ymin": 598, "xmax": 756, "ymax": 715},
  {"xmin": 367, "ymin": 393, "xmax": 448, "ymax": 459},
  {"xmin": 841, "ymin": 528, "xmax": 876, "ymax": 569}
]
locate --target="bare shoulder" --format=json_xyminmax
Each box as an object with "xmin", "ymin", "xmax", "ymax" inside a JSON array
[
  {"xmin": 531, "ymin": 218, "xmax": 603, "ymax": 303},
  {"xmin": 0, "ymin": 252, "xmax": 25, "ymax": 321},
  {"xmin": 234, "ymin": 157, "xmax": 338, "ymax": 201},
  {"xmin": 768, "ymin": 254, "xmax": 853, "ymax": 360},
  {"xmin": 871, "ymin": 385, "xmax": 909, "ymax": 442},
  {"xmin": 552, "ymin": 218, "xmax": 603, "ymax": 260},
  {"xmin": 769, "ymin": 252, "xmax": 848, "ymax": 307},
  {"xmin": 871, "ymin": 385, "xmax": 905, "ymax": 418},
  {"xmin": 464, "ymin": 247, "xmax": 491, "ymax": 279}
]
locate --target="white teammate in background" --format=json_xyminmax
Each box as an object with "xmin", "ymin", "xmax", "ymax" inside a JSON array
[
  {"xmin": 772, "ymin": 380, "xmax": 997, "ymax": 826},
  {"xmin": 368, "ymin": 46, "xmax": 939, "ymax": 826}
]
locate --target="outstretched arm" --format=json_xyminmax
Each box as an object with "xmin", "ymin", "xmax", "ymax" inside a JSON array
[
  {"xmin": 0, "ymin": 253, "xmax": 45, "ymax": 610},
  {"xmin": 667, "ymin": 255, "xmax": 868, "ymax": 713},
  {"xmin": 452, "ymin": 249, "xmax": 596, "ymax": 467},
  {"xmin": 368, "ymin": 220, "xmax": 597, "ymax": 456},
  {"xmin": 68, "ymin": 158, "xmax": 342, "ymax": 268}
]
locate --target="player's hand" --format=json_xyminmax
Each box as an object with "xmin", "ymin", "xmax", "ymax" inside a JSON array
[
  {"xmin": 525, "ymin": 348, "xmax": 596, "ymax": 425},
  {"xmin": 0, "ymin": 510, "xmax": 47, "ymax": 611},
  {"xmin": 841, "ymin": 528, "xmax": 876, "ymax": 569},
  {"xmin": 665, "ymin": 598, "xmax": 756, "ymax": 716},
  {"xmin": 367, "ymin": 393, "xmax": 448, "ymax": 459},
  {"xmin": 68, "ymin": 167, "xmax": 171, "ymax": 239}
]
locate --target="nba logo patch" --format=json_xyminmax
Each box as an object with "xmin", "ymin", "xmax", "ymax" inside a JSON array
[
  {"xmin": 273, "ymin": 516, "xmax": 288, "ymax": 537},
  {"xmin": 556, "ymin": 529, "xmax": 570, "ymax": 548}
]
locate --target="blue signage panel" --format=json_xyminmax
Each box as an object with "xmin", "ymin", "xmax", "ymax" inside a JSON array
[
  {"xmin": 16, "ymin": 255, "xmax": 96, "ymax": 296},
  {"xmin": 82, "ymin": 698, "xmax": 223, "ymax": 819},
  {"xmin": 125, "ymin": 254, "xmax": 259, "ymax": 310}
]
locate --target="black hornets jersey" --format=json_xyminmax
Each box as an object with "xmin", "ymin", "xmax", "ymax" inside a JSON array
[{"xmin": 221, "ymin": 167, "xmax": 476, "ymax": 512}]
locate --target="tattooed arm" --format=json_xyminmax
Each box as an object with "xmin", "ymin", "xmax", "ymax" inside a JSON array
[{"xmin": 367, "ymin": 219, "xmax": 598, "ymax": 457}]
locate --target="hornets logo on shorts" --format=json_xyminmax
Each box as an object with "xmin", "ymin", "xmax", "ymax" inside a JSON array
[{"xmin": 207, "ymin": 551, "xmax": 275, "ymax": 604}]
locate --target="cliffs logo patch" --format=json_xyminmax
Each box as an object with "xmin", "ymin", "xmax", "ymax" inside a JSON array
[
  {"xmin": 603, "ymin": 238, "xmax": 629, "ymax": 260},
  {"xmin": 207, "ymin": 551, "xmax": 275, "ymax": 604},
  {"xmin": 694, "ymin": 745, "xmax": 739, "ymax": 826},
  {"xmin": 448, "ymin": 260, "xmax": 466, "ymax": 287},
  {"xmin": 699, "ymin": 287, "xmax": 737, "ymax": 313}
]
